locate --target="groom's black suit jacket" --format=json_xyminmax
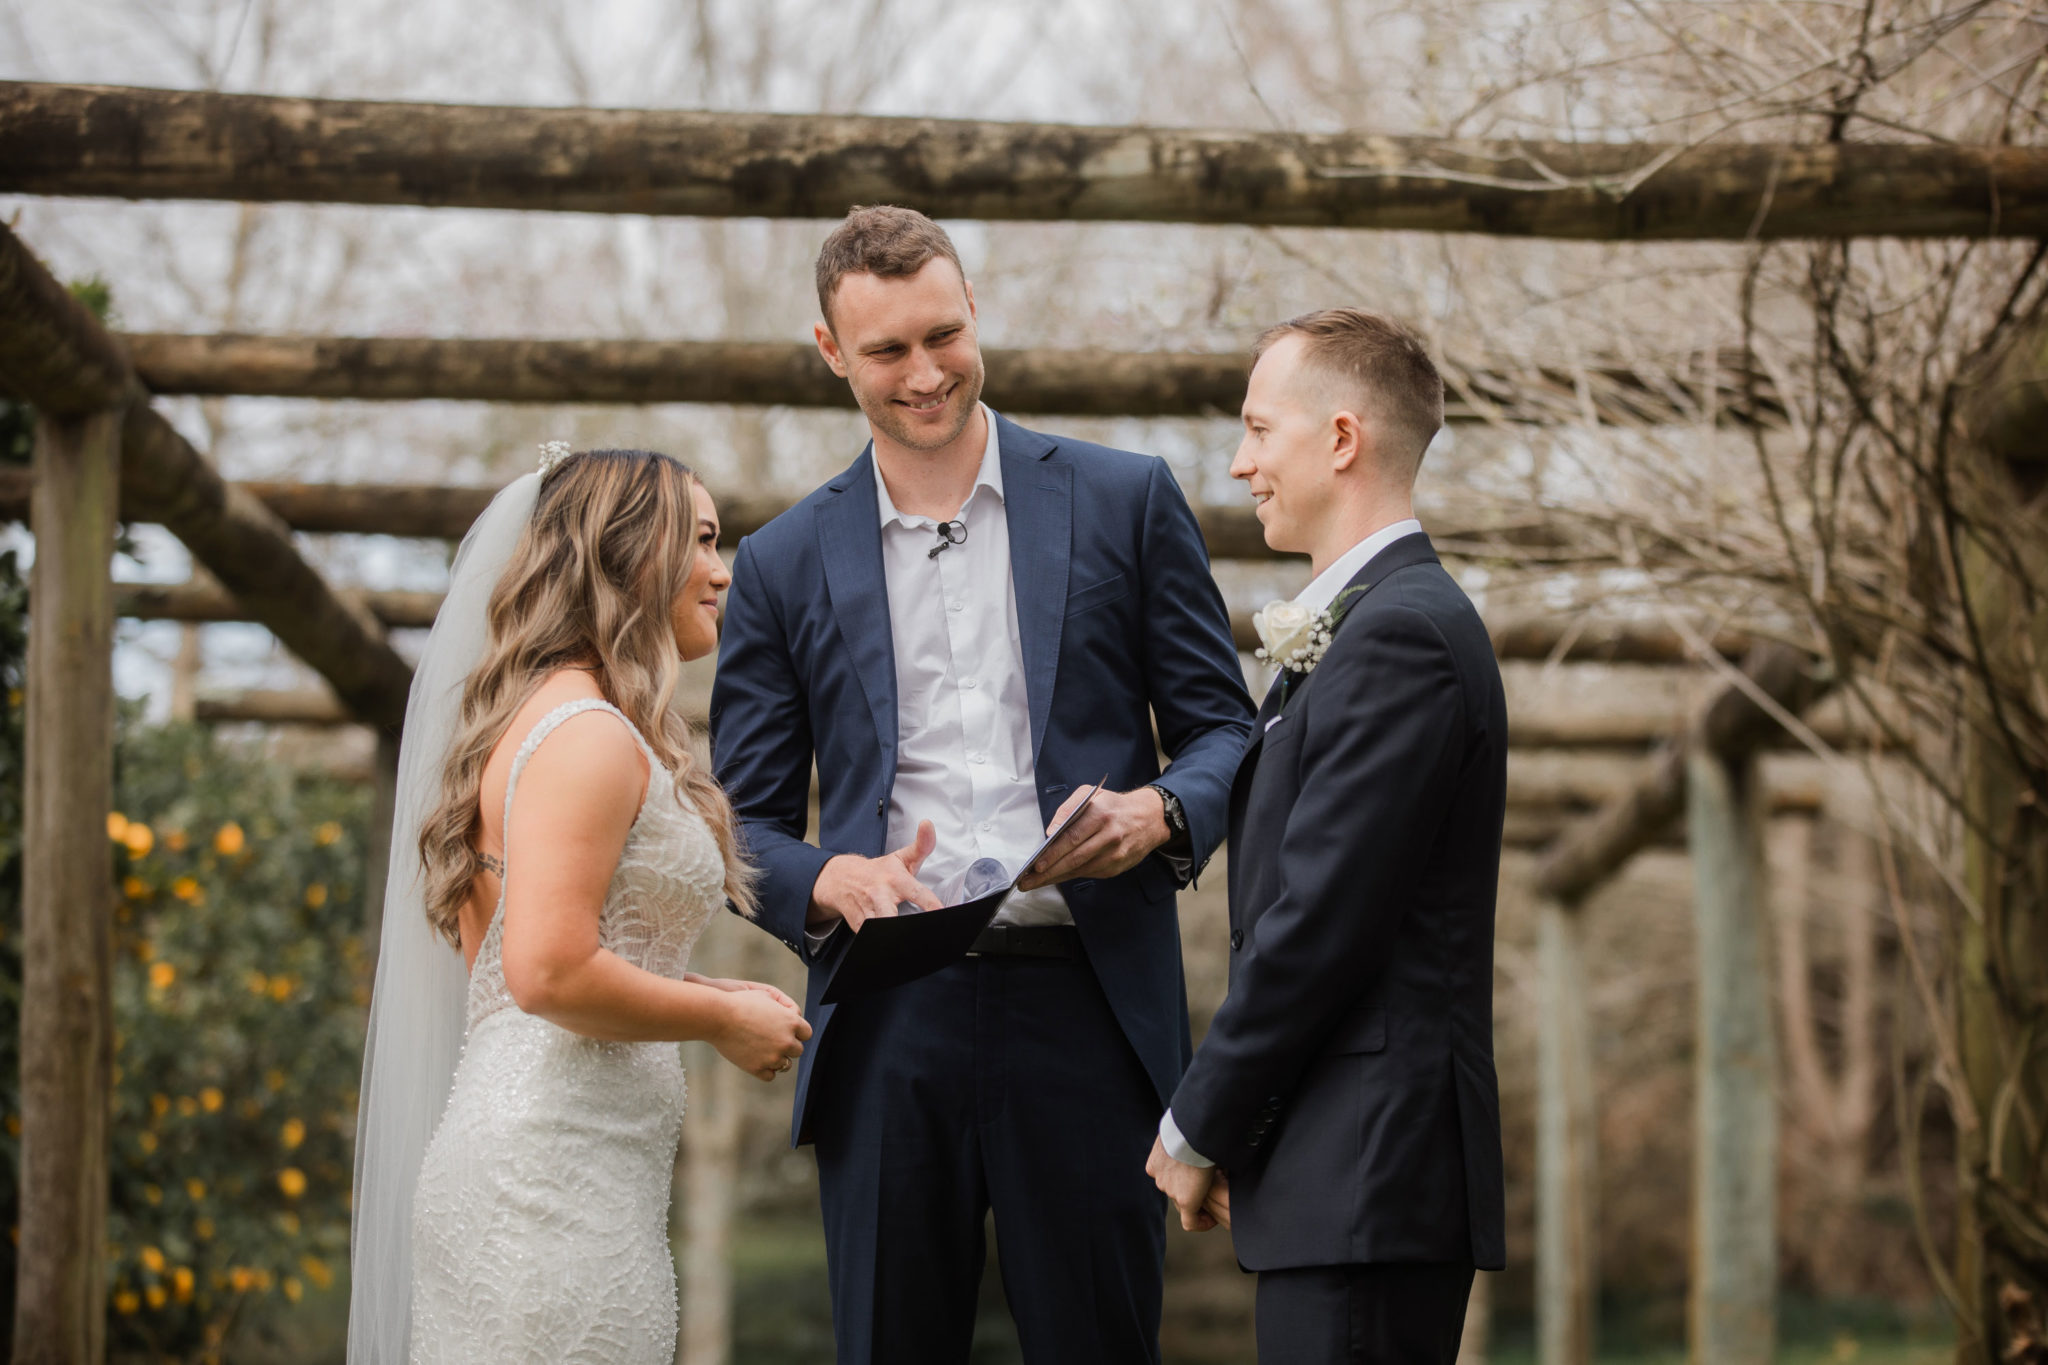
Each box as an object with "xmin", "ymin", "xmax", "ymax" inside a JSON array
[{"xmin": 1169, "ymin": 531, "xmax": 1508, "ymax": 1272}]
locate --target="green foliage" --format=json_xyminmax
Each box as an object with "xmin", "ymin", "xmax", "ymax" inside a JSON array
[{"xmin": 100, "ymin": 727, "xmax": 370, "ymax": 1359}]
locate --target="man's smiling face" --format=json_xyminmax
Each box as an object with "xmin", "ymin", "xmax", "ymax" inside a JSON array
[
  {"xmin": 819, "ymin": 257, "xmax": 986, "ymax": 453},
  {"xmin": 1230, "ymin": 332, "xmax": 1340, "ymax": 556}
]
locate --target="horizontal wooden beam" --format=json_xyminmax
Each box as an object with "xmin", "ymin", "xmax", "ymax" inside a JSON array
[
  {"xmin": 1, "ymin": 467, "xmax": 1569, "ymax": 563},
  {"xmin": 0, "ymin": 222, "xmax": 414, "ymax": 731},
  {"xmin": 116, "ymin": 576, "xmax": 1753, "ymax": 673},
  {"xmin": 1531, "ymin": 643, "xmax": 1829, "ymax": 902},
  {"xmin": 5, "ymin": 82, "xmax": 2042, "ymax": 240},
  {"xmin": 108, "ymin": 331, "xmax": 1782, "ymax": 429}
]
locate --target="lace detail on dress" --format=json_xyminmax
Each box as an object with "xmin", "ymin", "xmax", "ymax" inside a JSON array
[{"xmin": 407, "ymin": 698, "xmax": 728, "ymax": 1364}]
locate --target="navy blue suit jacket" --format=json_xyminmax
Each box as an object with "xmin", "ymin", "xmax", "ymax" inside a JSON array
[
  {"xmin": 711, "ymin": 412, "xmax": 1256, "ymax": 1145},
  {"xmin": 1168, "ymin": 533, "xmax": 1509, "ymax": 1272}
]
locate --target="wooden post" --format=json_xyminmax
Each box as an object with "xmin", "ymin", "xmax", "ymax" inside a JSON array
[
  {"xmin": 15, "ymin": 408, "xmax": 122, "ymax": 1365},
  {"xmin": 1536, "ymin": 896, "xmax": 1598, "ymax": 1365},
  {"xmin": 1686, "ymin": 748, "xmax": 1777, "ymax": 1365}
]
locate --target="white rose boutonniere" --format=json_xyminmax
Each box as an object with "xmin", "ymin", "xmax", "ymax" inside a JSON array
[
  {"xmin": 1252, "ymin": 599, "xmax": 1326, "ymax": 673},
  {"xmin": 1253, "ymin": 586, "xmax": 1370, "ymax": 677}
]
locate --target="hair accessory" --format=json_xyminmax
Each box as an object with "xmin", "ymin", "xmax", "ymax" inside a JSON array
[{"xmin": 537, "ymin": 440, "xmax": 574, "ymax": 480}]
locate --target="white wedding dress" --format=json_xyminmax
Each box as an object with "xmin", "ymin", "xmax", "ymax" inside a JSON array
[{"xmin": 407, "ymin": 699, "xmax": 724, "ymax": 1363}]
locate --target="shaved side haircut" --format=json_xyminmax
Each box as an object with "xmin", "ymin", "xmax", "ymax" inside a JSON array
[{"xmin": 1255, "ymin": 308, "xmax": 1445, "ymax": 477}]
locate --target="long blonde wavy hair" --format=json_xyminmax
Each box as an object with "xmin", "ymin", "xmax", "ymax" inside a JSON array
[{"xmin": 418, "ymin": 448, "xmax": 756, "ymax": 946}]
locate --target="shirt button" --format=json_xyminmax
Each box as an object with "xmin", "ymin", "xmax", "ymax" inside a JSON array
[
  {"xmin": 970, "ymin": 752, "xmax": 987, "ymax": 765},
  {"xmin": 947, "ymin": 600, "xmax": 962, "ymax": 612},
  {"xmin": 980, "ymin": 821, "xmax": 993, "ymax": 832},
  {"xmin": 961, "ymin": 676, "xmax": 978, "ymax": 689}
]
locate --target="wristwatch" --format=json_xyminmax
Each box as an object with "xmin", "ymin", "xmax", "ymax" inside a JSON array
[{"xmin": 1147, "ymin": 784, "xmax": 1188, "ymax": 841}]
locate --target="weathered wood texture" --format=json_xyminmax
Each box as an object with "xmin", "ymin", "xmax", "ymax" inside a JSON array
[
  {"xmin": 113, "ymin": 576, "xmax": 1754, "ymax": 668},
  {"xmin": 5, "ymin": 82, "xmax": 2045, "ymax": 239},
  {"xmin": 15, "ymin": 410, "xmax": 121, "ymax": 1365},
  {"xmin": 1686, "ymin": 748, "xmax": 1779, "ymax": 1365},
  {"xmin": 107, "ymin": 331, "xmax": 1784, "ymax": 428},
  {"xmin": 1952, "ymin": 319, "xmax": 2048, "ymax": 1365},
  {"xmin": 0, "ymin": 223, "xmax": 413, "ymax": 730},
  {"xmin": 1536, "ymin": 897, "xmax": 1598, "ymax": 1365},
  {"xmin": 0, "ymin": 466, "xmax": 1567, "ymax": 564},
  {"xmin": 1531, "ymin": 644, "xmax": 1827, "ymax": 902}
]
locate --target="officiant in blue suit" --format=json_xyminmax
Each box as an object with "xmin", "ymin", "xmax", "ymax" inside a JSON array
[{"xmin": 710, "ymin": 207, "xmax": 1256, "ymax": 1365}]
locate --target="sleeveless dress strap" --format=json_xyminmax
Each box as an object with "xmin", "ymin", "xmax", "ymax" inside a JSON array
[{"xmin": 490, "ymin": 698, "xmax": 654, "ymax": 921}]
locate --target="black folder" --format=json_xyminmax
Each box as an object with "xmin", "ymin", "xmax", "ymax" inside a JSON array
[{"xmin": 818, "ymin": 781, "xmax": 1104, "ymax": 1006}]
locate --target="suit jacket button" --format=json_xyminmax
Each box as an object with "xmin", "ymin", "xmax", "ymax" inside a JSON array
[
  {"xmin": 1229, "ymin": 929, "xmax": 1244, "ymax": 952},
  {"xmin": 876, "ymin": 797, "xmax": 886, "ymax": 816}
]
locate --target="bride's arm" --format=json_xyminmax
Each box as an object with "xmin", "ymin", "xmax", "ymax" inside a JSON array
[{"xmin": 496, "ymin": 715, "xmax": 809, "ymax": 1075}]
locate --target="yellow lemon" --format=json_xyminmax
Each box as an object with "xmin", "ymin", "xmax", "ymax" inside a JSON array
[
  {"xmin": 148, "ymin": 962, "xmax": 175, "ymax": 990},
  {"xmin": 304, "ymin": 883, "xmax": 328, "ymax": 908},
  {"xmin": 301, "ymin": 1255, "xmax": 333, "ymax": 1289},
  {"xmin": 170, "ymin": 876, "xmax": 200, "ymax": 902},
  {"xmin": 269, "ymin": 976, "xmax": 293, "ymax": 1002},
  {"xmin": 145, "ymin": 1284, "xmax": 166, "ymax": 1309},
  {"xmin": 185, "ymin": 1178, "xmax": 206, "ymax": 1201},
  {"xmin": 138, "ymin": 1134, "xmax": 158, "ymax": 1156},
  {"xmin": 164, "ymin": 828, "xmax": 188, "ymax": 852},
  {"xmin": 281, "ymin": 1117, "xmax": 306, "ymax": 1149},
  {"xmin": 149, "ymin": 1093, "xmax": 170, "ymax": 1118},
  {"xmin": 284, "ymin": 1276, "xmax": 304, "ymax": 1303},
  {"xmin": 247, "ymin": 971, "xmax": 269, "ymax": 994},
  {"xmin": 200, "ymin": 1087, "xmax": 223, "ymax": 1112},
  {"xmin": 114, "ymin": 1290, "xmax": 140, "ymax": 1314},
  {"xmin": 123, "ymin": 824, "xmax": 154, "ymax": 858},
  {"xmin": 122, "ymin": 876, "xmax": 149, "ymax": 900},
  {"xmin": 277, "ymin": 1167, "xmax": 306, "ymax": 1198},
  {"xmin": 214, "ymin": 823, "xmax": 245, "ymax": 856},
  {"xmin": 315, "ymin": 820, "xmax": 343, "ymax": 846},
  {"xmin": 229, "ymin": 1267, "xmax": 254, "ymax": 1292},
  {"xmin": 141, "ymin": 1246, "xmax": 165, "ymax": 1273},
  {"xmin": 107, "ymin": 812, "xmax": 129, "ymax": 841},
  {"xmin": 173, "ymin": 1267, "xmax": 195, "ymax": 1301},
  {"xmin": 195, "ymin": 1217, "xmax": 215, "ymax": 1241}
]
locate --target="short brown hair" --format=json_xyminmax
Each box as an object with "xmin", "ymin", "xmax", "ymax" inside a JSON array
[
  {"xmin": 1254, "ymin": 309, "xmax": 1445, "ymax": 474},
  {"xmin": 815, "ymin": 206, "xmax": 965, "ymax": 328}
]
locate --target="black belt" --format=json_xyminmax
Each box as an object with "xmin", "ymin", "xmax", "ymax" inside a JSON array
[{"xmin": 966, "ymin": 924, "xmax": 1082, "ymax": 959}]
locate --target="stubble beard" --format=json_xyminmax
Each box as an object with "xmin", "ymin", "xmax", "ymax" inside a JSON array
[{"xmin": 855, "ymin": 357, "xmax": 987, "ymax": 454}]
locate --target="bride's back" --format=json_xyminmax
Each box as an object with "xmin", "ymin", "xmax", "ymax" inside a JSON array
[{"xmin": 457, "ymin": 667, "xmax": 647, "ymax": 969}]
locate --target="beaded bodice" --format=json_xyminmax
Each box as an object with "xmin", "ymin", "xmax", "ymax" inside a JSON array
[{"xmin": 463, "ymin": 699, "xmax": 725, "ymax": 1032}]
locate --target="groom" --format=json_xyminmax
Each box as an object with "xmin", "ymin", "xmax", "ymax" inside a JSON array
[
  {"xmin": 711, "ymin": 206, "xmax": 1255, "ymax": 1364},
  {"xmin": 1146, "ymin": 309, "xmax": 1508, "ymax": 1363}
]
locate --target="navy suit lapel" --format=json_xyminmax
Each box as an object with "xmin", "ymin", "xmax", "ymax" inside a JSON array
[
  {"xmin": 816, "ymin": 449, "xmax": 899, "ymax": 765},
  {"xmin": 995, "ymin": 413, "xmax": 1067, "ymax": 768}
]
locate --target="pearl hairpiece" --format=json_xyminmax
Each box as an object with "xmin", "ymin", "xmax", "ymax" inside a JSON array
[{"xmin": 537, "ymin": 440, "xmax": 573, "ymax": 480}]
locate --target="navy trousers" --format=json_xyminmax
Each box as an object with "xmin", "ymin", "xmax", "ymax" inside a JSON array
[
  {"xmin": 809, "ymin": 951, "xmax": 1167, "ymax": 1365},
  {"xmin": 1254, "ymin": 1262, "xmax": 1474, "ymax": 1365}
]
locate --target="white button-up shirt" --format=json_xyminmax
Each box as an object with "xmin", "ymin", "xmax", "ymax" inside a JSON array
[{"xmin": 874, "ymin": 406, "xmax": 1068, "ymax": 928}]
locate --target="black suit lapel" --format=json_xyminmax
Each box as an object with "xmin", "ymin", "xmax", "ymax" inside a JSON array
[{"xmin": 1226, "ymin": 531, "xmax": 1440, "ymax": 794}]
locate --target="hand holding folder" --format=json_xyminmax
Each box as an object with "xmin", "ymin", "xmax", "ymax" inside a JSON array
[{"xmin": 818, "ymin": 780, "xmax": 1105, "ymax": 1005}]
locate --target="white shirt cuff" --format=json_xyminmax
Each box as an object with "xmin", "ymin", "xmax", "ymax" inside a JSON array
[
  {"xmin": 803, "ymin": 920, "xmax": 839, "ymax": 953},
  {"xmin": 1159, "ymin": 1108, "xmax": 1214, "ymax": 1168}
]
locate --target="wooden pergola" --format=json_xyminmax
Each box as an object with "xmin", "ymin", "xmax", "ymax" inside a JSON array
[{"xmin": 4, "ymin": 79, "xmax": 2039, "ymax": 1365}]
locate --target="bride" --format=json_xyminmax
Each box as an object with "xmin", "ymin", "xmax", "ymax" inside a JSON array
[{"xmin": 348, "ymin": 445, "xmax": 811, "ymax": 1363}]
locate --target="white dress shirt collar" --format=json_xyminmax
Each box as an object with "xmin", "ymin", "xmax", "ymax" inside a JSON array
[
  {"xmin": 1295, "ymin": 518, "xmax": 1424, "ymax": 616},
  {"xmin": 875, "ymin": 404, "xmax": 1003, "ymax": 529}
]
